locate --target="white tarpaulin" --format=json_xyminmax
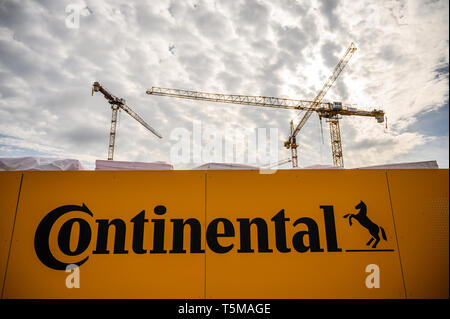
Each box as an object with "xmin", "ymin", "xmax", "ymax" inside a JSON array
[
  {"xmin": 192, "ymin": 163, "xmax": 259, "ymax": 170},
  {"xmin": 95, "ymin": 160, "xmax": 173, "ymax": 170},
  {"xmin": 356, "ymin": 160, "xmax": 439, "ymax": 169},
  {"xmin": 191, "ymin": 161, "xmax": 441, "ymax": 170},
  {"xmin": 302, "ymin": 164, "xmax": 344, "ymax": 169},
  {"xmin": 0, "ymin": 157, "xmax": 84, "ymax": 171}
]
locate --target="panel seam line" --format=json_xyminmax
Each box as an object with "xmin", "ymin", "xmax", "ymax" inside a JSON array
[
  {"xmin": 204, "ymin": 171, "xmax": 207, "ymax": 300},
  {"xmin": 1, "ymin": 172, "xmax": 24, "ymax": 299},
  {"xmin": 385, "ymin": 170, "xmax": 408, "ymax": 299}
]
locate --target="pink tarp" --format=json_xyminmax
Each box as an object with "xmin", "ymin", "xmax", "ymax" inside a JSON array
[
  {"xmin": 0, "ymin": 157, "xmax": 439, "ymax": 171},
  {"xmin": 95, "ymin": 159, "xmax": 173, "ymax": 170},
  {"xmin": 0, "ymin": 157, "xmax": 84, "ymax": 171},
  {"xmin": 356, "ymin": 160, "xmax": 439, "ymax": 169},
  {"xmin": 192, "ymin": 163, "xmax": 259, "ymax": 170},
  {"xmin": 191, "ymin": 161, "xmax": 440, "ymax": 170},
  {"xmin": 302, "ymin": 164, "xmax": 343, "ymax": 169}
]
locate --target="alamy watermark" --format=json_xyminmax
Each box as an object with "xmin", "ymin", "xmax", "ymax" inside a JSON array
[
  {"xmin": 169, "ymin": 121, "xmax": 281, "ymax": 172},
  {"xmin": 65, "ymin": 4, "xmax": 94, "ymax": 29},
  {"xmin": 65, "ymin": 264, "xmax": 80, "ymax": 288},
  {"xmin": 65, "ymin": 4, "xmax": 80, "ymax": 29},
  {"xmin": 365, "ymin": 264, "xmax": 380, "ymax": 288}
]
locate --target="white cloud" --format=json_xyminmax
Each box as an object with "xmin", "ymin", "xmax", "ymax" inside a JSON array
[{"xmin": 0, "ymin": 0, "xmax": 448, "ymax": 169}]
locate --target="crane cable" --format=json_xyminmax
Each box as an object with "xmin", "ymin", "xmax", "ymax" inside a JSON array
[
  {"xmin": 319, "ymin": 115, "xmax": 324, "ymax": 164},
  {"xmin": 116, "ymin": 107, "xmax": 122, "ymax": 146},
  {"xmin": 319, "ymin": 115, "xmax": 324, "ymax": 145}
]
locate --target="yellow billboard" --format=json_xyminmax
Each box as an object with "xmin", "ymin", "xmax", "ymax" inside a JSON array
[
  {"xmin": 0, "ymin": 169, "xmax": 447, "ymax": 299},
  {"xmin": 205, "ymin": 170, "xmax": 404, "ymax": 299},
  {"xmin": 2, "ymin": 171, "xmax": 206, "ymax": 299},
  {"xmin": 387, "ymin": 169, "xmax": 449, "ymax": 298}
]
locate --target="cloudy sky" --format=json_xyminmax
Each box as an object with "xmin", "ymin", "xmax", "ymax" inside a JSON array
[{"xmin": 0, "ymin": 0, "xmax": 448, "ymax": 169}]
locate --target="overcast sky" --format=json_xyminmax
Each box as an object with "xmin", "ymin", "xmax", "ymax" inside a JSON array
[{"xmin": 0, "ymin": 0, "xmax": 448, "ymax": 169}]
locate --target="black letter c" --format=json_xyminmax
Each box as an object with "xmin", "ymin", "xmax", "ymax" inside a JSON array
[{"xmin": 34, "ymin": 204, "xmax": 93, "ymax": 270}]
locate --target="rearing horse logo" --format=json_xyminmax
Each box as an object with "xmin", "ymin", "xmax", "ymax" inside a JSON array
[{"xmin": 344, "ymin": 200, "xmax": 387, "ymax": 248}]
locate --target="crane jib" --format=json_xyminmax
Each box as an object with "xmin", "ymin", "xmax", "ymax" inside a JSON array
[{"xmin": 288, "ymin": 43, "xmax": 357, "ymax": 144}]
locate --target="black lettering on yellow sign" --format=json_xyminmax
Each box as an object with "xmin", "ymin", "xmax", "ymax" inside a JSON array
[
  {"xmin": 34, "ymin": 204, "xmax": 93, "ymax": 270},
  {"xmin": 34, "ymin": 203, "xmax": 361, "ymax": 270}
]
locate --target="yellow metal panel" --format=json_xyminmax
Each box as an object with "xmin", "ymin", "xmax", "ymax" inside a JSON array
[
  {"xmin": 3, "ymin": 169, "xmax": 446, "ymax": 299},
  {"xmin": 387, "ymin": 169, "xmax": 449, "ymax": 299},
  {"xmin": 0, "ymin": 172, "xmax": 22, "ymax": 297},
  {"xmin": 205, "ymin": 170, "xmax": 405, "ymax": 299},
  {"xmin": 3, "ymin": 171, "xmax": 205, "ymax": 299}
]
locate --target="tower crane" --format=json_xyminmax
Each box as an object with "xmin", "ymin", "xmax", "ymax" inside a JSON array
[
  {"xmin": 92, "ymin": 81, "xmax": 162, "ymax": 161},
  {"xmin": 285, "ymin": 42, "xmax": 357, "ymax": 167},
  {"xmin": 146, "ymin": 85, "xmax": 384, "ymax": 167},
  {"xmin": 146, "ymin": 43, "xmax": 385, "ymax": 167}
]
